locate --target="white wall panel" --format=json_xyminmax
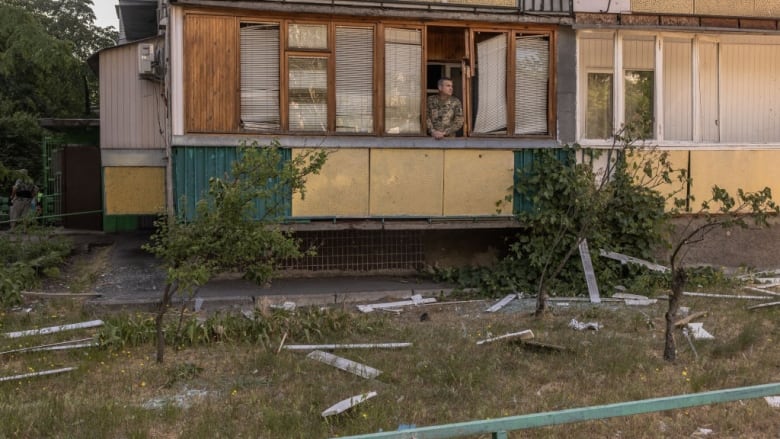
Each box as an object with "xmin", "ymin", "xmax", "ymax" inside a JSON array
[{"xmin": 663, "ymin": 39, "xmax": 692, "ymax": 141}]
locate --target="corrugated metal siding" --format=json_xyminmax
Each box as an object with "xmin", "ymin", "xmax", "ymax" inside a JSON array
[
  {"xmin": 173, "ymin": 146, "xmax": 291, "ymax": 221},
  {"xmin": 99, "ymin": 42, "xmax": 166, "ymax": 149}
]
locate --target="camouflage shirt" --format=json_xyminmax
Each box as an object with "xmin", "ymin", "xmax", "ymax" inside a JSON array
[{"xmin": 426, "ymin": 95, "xmax": 464, "ymax": 136}]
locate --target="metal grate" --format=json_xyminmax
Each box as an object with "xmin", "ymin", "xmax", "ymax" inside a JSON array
[{"xmin": 281, "ymin": 230, "xmax": 424, "ymax": 271}]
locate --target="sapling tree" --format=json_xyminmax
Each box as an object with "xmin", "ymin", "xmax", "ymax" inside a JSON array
[
  {"xmin": 511, "ymin": 129, "xmax": 683, "ymax": 315},
  {"xmin": 663, "ymin": 186, "xmax": 778, "ymax": 361},
  {"xmin": 144, "ymin": 140, "xmax": 327, "ymax": 363}
]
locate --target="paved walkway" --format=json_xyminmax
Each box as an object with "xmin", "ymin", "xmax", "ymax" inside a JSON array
[{"xmin": 77, "ymin": 231, "xmax": 454, "ymax": 311}]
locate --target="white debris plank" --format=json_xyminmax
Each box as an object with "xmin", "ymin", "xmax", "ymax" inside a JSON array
[
  {"xmin": 747, "ymin": 301, "xmax": 780, "ymax": 311},
  {"xmin": 20, "ymin": 291, "xmax": 101, "ymax": 297},
  {"xmin": 624, "ymin": 298, "xmax": 658, "ymax": 306},
  {"xmin": 613, "ymin": 293, "xmax": 649, "ymax": 300},
  {"xmin": 0, "ymin": 367, "xmax": 76, "ymax": 382},
  {"xmin": 476, "ymin": 330, "xmax": 534, "ymax": 345},
  {"xmin": 30, "ymin": 342, "xmax": 99, "ymax": 352},
  {"xmin": 687, "ymin": 323, "xmax": 715, "ymax": 340},
  {"xmin": 322, "ymin": 391, "xmax": 378, "ymax": 417},
  {"xmin": 357, "ymin": 295, "xmax": 436, "ymax": 313},
  {"xmin": 765, "ymin": 396, "xmax": 780, "ymax": 408},
  {"xmin": 0, "ymin": 338, "xmax": 95, "ymax": 356},
  {"xmin": 751, "ymin": 281, "xmax": 780, "ymax": 289},
  {"xmin": 3, "ymin": 320, "xmax": 104, "ymax": 339},
  {"xmin": 284, "ymin": 343, "xmax": 412, "ymax": 351},
  {"xmin": 743, "ymin": 286, "xmax": 780, "ymax": 297},
  {"xmin": 599, "ymin": 250, "xmax": 670, "ymax": 273},
  {"xmin": 306, "ymin": 350, "xmax": 382, "ymax": 379},
  {"xmin": 485, "ymin": 294, "xmax": 518, "ymax": 313},
  {"xmin": 579, "ymin": 239, "xmax": 601, "ymax": 303},
  {"xmin": 683, "ymin": 292, "xmax": 771, "ymax": 300}
]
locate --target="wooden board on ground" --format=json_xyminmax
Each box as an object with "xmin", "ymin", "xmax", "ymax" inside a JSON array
[{"xmin": 579, "ymin": 239, "xmax": 601, "ymax": 303}]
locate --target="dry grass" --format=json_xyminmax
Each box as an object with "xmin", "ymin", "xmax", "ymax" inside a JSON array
[{"xmin": 1, "ymin": 290, "xmax": 779, "ymax": 438}]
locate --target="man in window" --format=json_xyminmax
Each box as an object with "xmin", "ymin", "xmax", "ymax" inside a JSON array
[{"xmin": 427, "ymin": 77, "xmax": 464, "ymax": 139}]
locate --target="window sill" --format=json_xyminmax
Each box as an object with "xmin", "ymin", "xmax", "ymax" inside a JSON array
[{"xmin": 174, "ymin": 133, "xmax": 560, "ymax": 149}]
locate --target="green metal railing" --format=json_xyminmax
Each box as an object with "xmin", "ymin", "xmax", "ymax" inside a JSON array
[{"xmin": 338, "ymin": 382, "xmax": 780, "ymax": 438}]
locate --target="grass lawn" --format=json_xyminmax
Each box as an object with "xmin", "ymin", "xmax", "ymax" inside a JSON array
[{"xmin": 1, "ymin": 284, "xmax": 779, "ymax": 438}]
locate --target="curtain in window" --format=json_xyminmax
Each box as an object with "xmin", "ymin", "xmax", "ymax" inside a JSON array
[
  {"xmin": 240, "ymin": 23, "xmax": 280, "ymax": 131},
  {"xmin": 473, "ymin": 35, "xmax": 507, "ymax": 134},
  {"xmin": 288, "ymin": 57, "xmax": 328, "ymax": 132},
  {"xmin": 336, "ymin": 27, "xmax": 373, "ymax": 133},
  {"xmin": 515, "ymin": 36, "xmax": 549, "ymax": 135},
  {"xmin": 580, "ymin": 34, "xmax": 614, "ymax": 139},
  {"xmin": 384, "ymin": 28, "xmax": 421, "ymax": 134}
]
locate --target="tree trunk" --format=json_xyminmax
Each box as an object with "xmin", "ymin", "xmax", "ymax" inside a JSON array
[
  {"xmin": 155, "ymin": 283, "xmax": 175, "ymax": 363},
  {"xmin": 535, "ymin": 278, "xmax": 548, "ymax": 316},
  {"xmin": 664, "ymin": 267, "xmax": 687, "ymax": 361}
]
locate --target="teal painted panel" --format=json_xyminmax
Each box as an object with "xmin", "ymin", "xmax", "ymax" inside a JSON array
[
  {"xmin": 513, "ymin": 148, "xmax": 573, "ymax": 214},
  {"xmin": 173, "ymin": 146, "xmax": 292, "ymax": 221}
]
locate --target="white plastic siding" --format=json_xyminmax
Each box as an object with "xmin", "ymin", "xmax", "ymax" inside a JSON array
[
  {"xmin": 663, "ymin": 39, "xmax": 692, "ymax": 141},
  {"xmin": 698, "ymin": 41, "xmax": 719, "ymax": 142}
]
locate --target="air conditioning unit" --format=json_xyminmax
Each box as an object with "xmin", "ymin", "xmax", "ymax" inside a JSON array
[{"xmin": 138, "ymin": 43, "xmax": 155, "ymax": 75}]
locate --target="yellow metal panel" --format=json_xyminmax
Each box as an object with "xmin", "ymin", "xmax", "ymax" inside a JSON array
[
  {"xmin": 690, "ymin": 150, "xmax": 780, "ymax": 207},
  {"xmin": 629, "ymin": 150, "xmax": 690, "ymax": 210},
  {"xmin": 696, "ymin": 0, "xmax": 755, "ymax": 17},
  {"xmin": 443, "ymin": 150, "xmax": 514, "ymax": 215},
  {"xmin": 291, "ymin": 149, "xmax": 369, "ymax": 217},
  {"xmin": 104, "ymin": 167, "xmax": 166, "ymax": 215},
  {"xmin": 632, "ymin": 0, "xmax": 693, "ymax": 14},
  {"xmin": 370, "ymin": 149, "xmax": 444, "ymax": 216}
]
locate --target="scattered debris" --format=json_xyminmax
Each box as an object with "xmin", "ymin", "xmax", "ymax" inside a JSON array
[
  {"xmin": 142, "ymin": 389, "xmax": 210, "ymax": 410},
  {"xmin": 624, "ymin": 298, "xmax": 658, "ymax": 306},
  {"xmin": 357, "ymin": 295, "xmax": 436, "ymax": 313},
  {"xmin": 194, "ymin": 297, "xmax": 204, "ymax": 312},
  {"xmin": 687, "ymin": 323, "xmax": 715, "ymax": 340},
  {"xmin": 613, "ymin": 293, "xmax": 649, "ymax": 300},
  {"xmin": 321, "ymin": 391, "xmax": 378, "ymax": 417},
  {"xmin": 0, "ymin": 338, "xmax": 97, "ymax": 356},
  {"xmin": 683, "ymin": 292, "xmax": 771, "ymax": 300},
  {"xmin": 521, "ymin": 340, "xmax": 568, "ymax": 353},
  {"xmin": 679, "ymin": 306, "xmax": 690, "ymax": 316},
  {"xmin": 579, "ymin": 239, "xmax": 601, "ymax": 303},
  {"xmin": 765, "ymin": 396, "xmax": 780, "ymax": 408},
  {"xmin": 276, "ymin": 332, "xmax": 288, "ymax": 354},
  {"xmin": 743, "ymin": 286, "xmax": 780, "ymax": 297},
  {"xmin": 674, "ymin": 311, "xmax": 709, "ymax": 328},
  {"xmin": 692, "ymin": 427, "xmax": 714, "ymax": 436},
  {"xmin": 599, "ymin": 249, "xmax": 670, "ymax": 273},
  {"xmin": 485, "ymin": 294, "xmax": 518, "ymax": 312},
  {"xmin": 3, "ymin": 319, "xmax": 104, "ymax": 339},
  {"xmin": 476, "ymin": 330, "xmax": 534, "ymax": 345},
  {"xmin": 0, "ymin": 366, "xmax": 76, "ymax": 382},
  {"xmin": 746, "ymin": 301, "xmax": 780, "ymax": 311},
  {"xmin": 271, "ymin": 301, "xmax": 296, "ymax": 311},
  {"xmin": 285, "ymin": 342, "xmax": 412, "ymax": 351},
  {"xmin": 682, "ymin": 327, "xmax": 699, "ymax": 361},
  {"xmin": 306, "ymin": 350, "xmax": 382, "ymax": 379},
  {"xmin": 748, "ymin": 281, "xmax": 780, "ymax": 289},
  {"xmin": 568, "ymin": 319, "xmax": 602, "ymax": 331}
]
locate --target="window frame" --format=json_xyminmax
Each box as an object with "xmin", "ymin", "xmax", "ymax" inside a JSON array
[{"xmin": 236, "ymin": 18, "xmax": 556, "ymax": 138}]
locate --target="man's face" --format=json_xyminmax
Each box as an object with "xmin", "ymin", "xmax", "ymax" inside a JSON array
[{"xmin": 438, "ymin": 80, "xmax": 453, "ymax": 96}]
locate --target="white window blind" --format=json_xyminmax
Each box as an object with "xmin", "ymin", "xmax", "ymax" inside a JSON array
[
  {"xmin": 240, "ymin": 23, "xmax": 280, "ymax": 131},
  {"xmin": 336, "ymin": 27, "xmax": 373, "ymax": 133},
  {"xmin": 663, "ymin": 39, "xmax": 692, "ymax": 141},
  {"xmin": 288, "ymin": 57, "xmax": 328, "ymax": 132},
  {"xmin": 720, "ymin": 43, "xmax": 780, "ymax": 143},
  {"xmin": 384, "ymin": 28, "xmax": 421, "ymax": 134},
  {"xmin": 473, "ymin": 35, "xmax": 507, "ymax": 134},
  {"xmin": 515, "ymin": 36, "xmax": 549, "ymax": 135}
]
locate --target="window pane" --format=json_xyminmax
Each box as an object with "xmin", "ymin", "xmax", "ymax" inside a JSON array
[
  {"xmin": 336, "ymin": 27, "xmax": 373, "ymax": 133},
  {"xmin": 288, "ymin": 24, "xmax": 328, "ymax": 49},
  {"xmin": 663, "ymin": 39, "xmax": 692, "ymax": 141},
  {"xmin": 515, "ymin": 36, "xmax": 549, "ymax": 135},
  {"xmin": 625, "ymin": 70, "xmax": 654, "ymax": 139},
  {"xmin": 473, "ymin": 34, "xmax": 507, "ymax": 134},
  {"xmin": 240, "ymin": 23, "xmax": 280, "ymax": 131},
  {"xmin": 288, "ymin": 57, "xmax": 328, "ymax": 132},
  {"xmin": 699, "ymin": 41, "xmax": 719, "ymax": 142},
  {"xmin": 586, "ymin": 73, "xmax": 613, "ymax": 139},
  {"xmin": 384, "ymin": 28, "xmax": 421, "ymax": 134}
]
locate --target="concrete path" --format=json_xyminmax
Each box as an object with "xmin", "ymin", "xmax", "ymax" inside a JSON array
[{"xmin": 77, "ymin": 231, "xmax": 454, "ymax": 311}]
